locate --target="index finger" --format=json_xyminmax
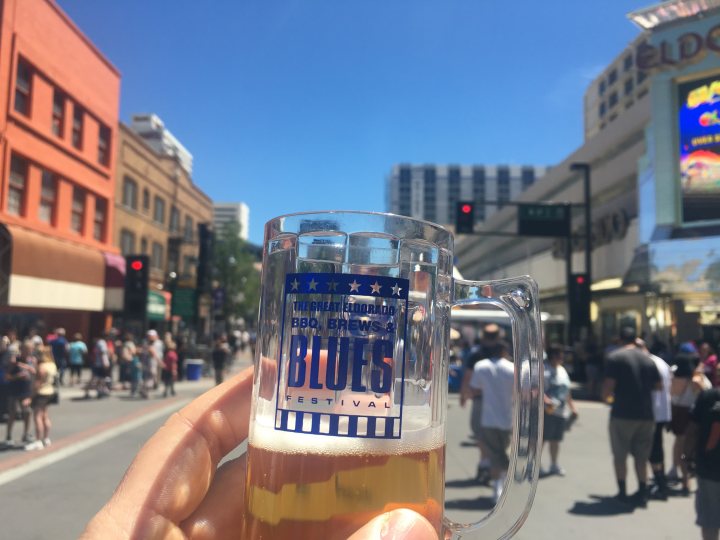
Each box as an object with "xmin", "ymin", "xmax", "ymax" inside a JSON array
[{"xmin": 82, "ymin": 366, "xmax": 254, "ymax": 539}]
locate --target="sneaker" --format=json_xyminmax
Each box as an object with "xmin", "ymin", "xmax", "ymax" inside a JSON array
[
  {"xmin": 631, "ymin": 490, "xmax": 649, "ymax": 508},
  {"xmin": 24, "ymin": 440, "xmax": 43, "ymax": 451},
  {"xmin": 649, "ymin": 485, "xmax": 668, "ymax": 501},
  {"xmin": 666, "ymin": 468, "xmax": 679, "ymax": 483},
  {"xmin": 549, "ymin": 464, "xmax": 566, "ymax": 476},
  {"xmin": 42, "ymin": 438, "xmax": 51, "ymax": 448},
  {"xmin": 3, "ymin": 439, "xmax": 15, "ymax": 449},
  {"xmin": 612, "ymin": 492, "xmax": 630, "ymax": 505},
  {"xmin": 22, "ymin": 434, "xmax": 34, "ymax": 444}
]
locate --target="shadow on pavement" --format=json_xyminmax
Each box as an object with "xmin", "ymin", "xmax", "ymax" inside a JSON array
[
  {"xmin": 445, "ymin": 496, "xmax": 496, "ymax": 511},
  {"xmin": 567, "ymin": 495, "xmax": 637, "ymax": 516},
  {"xmin": 446, "ymin": 477, "xmax": 483, "ymax": 488}
]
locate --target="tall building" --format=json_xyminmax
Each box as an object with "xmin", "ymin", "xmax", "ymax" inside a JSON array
[
  {"xmin": 115, "ymin": 120, "xmax": 213, "ymax": 329},
  {"xmin": 386, "ymin": 164, "xmax": 549, "ymax": 228},
  {"xmin": 0, "ymin": 0, "xmax": 120, "ymax": 339},
  {"xmin": 455, "ymin": 1, "xmax": 720, "ymax": 347},
  {"xmin": 214, "ymin": 202, "xmax": 249, "ymax": 240}
]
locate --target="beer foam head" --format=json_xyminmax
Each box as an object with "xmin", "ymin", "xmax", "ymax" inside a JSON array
[{"xmin": 250, "ymin": 403, "xmax": 444, "ymax": 456}]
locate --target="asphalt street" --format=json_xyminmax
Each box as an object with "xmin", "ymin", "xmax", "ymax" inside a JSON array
[{"xmin": 0, "ymin": 355, "xmax": 699, "ymax": 540}]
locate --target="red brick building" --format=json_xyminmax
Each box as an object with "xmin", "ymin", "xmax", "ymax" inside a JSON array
[{"xmin": 0, "ymin": 0, "xmax": 121, "ymax": 338}]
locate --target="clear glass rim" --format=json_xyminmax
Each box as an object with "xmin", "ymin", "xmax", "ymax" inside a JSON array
[{"xmin": 265, "ymin": 210, "xmax": 453, "ymax": 242}]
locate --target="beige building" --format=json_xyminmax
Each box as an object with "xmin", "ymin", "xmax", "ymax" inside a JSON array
[{"xmin": 114, "ymin": 121, "xmax": 213, "ymax": 322}]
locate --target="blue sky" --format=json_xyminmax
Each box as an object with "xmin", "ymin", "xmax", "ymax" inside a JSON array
[{"xmin": 58, "ymin": 0, "xmax": 642, "ymax": 245}]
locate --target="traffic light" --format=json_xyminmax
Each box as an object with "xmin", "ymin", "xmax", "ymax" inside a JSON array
[
  {"xmin": 124, "ymin": 255, "xmax": 149, "ymax": 320},
  {"xmin": 456, "ymin": 201, "xmax": 475, "ymax": 234},
  {"xmin": 568, "ymin": 273, "xmax": 591, "ymax": 326}
]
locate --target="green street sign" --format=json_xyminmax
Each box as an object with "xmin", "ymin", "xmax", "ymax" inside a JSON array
[
  {"xmin": 517, "ymin": 203, "xmax": 571, "ymax": 237},
  {"xmin": 172, "ymin": 288, "xmax": 196, "ymax": 319},
  {"xmin": 147, "ymin": 291, "xmax": 167, "ymax": 321}
]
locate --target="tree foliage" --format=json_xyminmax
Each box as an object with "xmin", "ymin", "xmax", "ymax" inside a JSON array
[{"xmin": 212, "ymin": 221, "xmax": 260, "ymax": 326}]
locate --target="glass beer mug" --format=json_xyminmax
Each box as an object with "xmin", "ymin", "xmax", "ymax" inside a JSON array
[{"xmin": 243, "ymin": 211, "xmax": 542, "ymax": 539}]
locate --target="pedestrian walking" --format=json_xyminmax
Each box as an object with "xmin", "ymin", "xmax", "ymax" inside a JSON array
[
  {"xmin": 68, "ymin": 333, "xmax": 87, "ymax": 386},
  {"xmin": 146, "ymin": 330, "xmax": 164, "ymax": 391},
  {"xmin": 602, "ymin": 326, "xmax": 661, "ymax": 506},
  {"xmin": 25, "ymin": 347, "xmax": 58, "ymax": 451},
  {"xmin": 542, "ymin": 343, "xmax": 578, "ymax": 477},
  {"xmin": 469, "ymin": 340, "xmax": 514, "ymax": 503},
  {"xmin": 4, "ymin": 341, "xmax": 37, "ymax": 446},
  {"xmin": 162, "ymin": 341, "xmax": 178, "ymax": 398},
  {"xmin": 686, "ymin": 387, "xmax": 720, "ymax": 540},
  {"xmin": 637, "ymin": 338, "xmax": 673, "ymax": 500},
  {"xmin": 86, "ymin": 335, "xmax": 110, "ymax": 399},
  {"xmin": 48, "ymin": 328, "xmax": 69, "ymax": 386},
  {"xmin": 212, "ymin": 335, "xmax": 231, "ymax": 386},
  {"xmin": 669, "ymin": 349, "xmax": 706, "ymax": 494},
  {"xmin": 119, "ymin": 334, "xmax": 137, "ymax": 391},
  {"xmin": 699, "ymin": 342, "xmax": 719, "ymax": 388}
]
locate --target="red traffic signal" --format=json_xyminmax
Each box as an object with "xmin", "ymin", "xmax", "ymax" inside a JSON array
[
  {"xmin": 575, "ymin": 275, "xmax": 585, "ymax": 285},
  {"xmin": 456, "ymin": 201, "xmax": 475, "ymax": 234},
  {"xmin": 461, "ymin": 203, "xmax": 473, "ymax": 214},
  {"xmin": 130, "ymin": 260, "xmax": 143, "ymax": 271}
]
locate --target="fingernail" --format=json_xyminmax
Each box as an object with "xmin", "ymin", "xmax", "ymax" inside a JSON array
[{"xmin": 379, "ymin": 509, "xmax": 434, "ymax": 540}]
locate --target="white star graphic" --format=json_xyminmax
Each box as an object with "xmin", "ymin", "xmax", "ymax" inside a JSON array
[
  {"xmin": 349, "ymin": 280, "xmax": 361, "ymax": 292},
  {"xmin": 290, "ymin": 279, "xmax": 299, "ymax": 291},
  {"xmin": 370, "ymin": 281, "xmax": 382, "ymax": 294},
  {"xmin": 308, "ymin": 278, "xmax": 318, "ymax": 291},
  {"xmin": 391, "ymin": 283, "xmax": 402, "ymax": 296},
  {"xmin": 327, "ymin": 281, "xmax": 338, "ymax": 292}
]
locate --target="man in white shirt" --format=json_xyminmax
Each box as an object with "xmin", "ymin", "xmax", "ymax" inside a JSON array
[{"xmin": 469, "ymin": 340, "xmax": 514, "ymax": 503}]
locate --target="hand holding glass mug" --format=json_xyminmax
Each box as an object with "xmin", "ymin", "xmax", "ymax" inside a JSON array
[
  {"xmin": 80, "ymin": 367, "xmax": 437, "ymax": 540},
  {"xmin": 83, "ymin": 211, "xmax": 543, "ymax": 540}
]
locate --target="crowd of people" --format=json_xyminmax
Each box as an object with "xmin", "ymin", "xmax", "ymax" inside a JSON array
[
  {"xmin": 0, "ymin": 325, "xmax": 241, "ymax": 453},
  {"xmin": 457, "ymin": 323, "xmax": 720, "ymax": 539}
]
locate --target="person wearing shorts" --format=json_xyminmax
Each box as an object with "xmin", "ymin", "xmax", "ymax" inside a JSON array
[
  {"xmin": 602, "ymin": 327, "xmax": 661, "ymax": 506},
  {"xmin": 542, "ymin": 344, "xmax": 577, "ymax": 476},
  {"xmin": 469, "ymin": 340, "xmax": 514, "ymax": 503},
  {"xmin": 4, "ymin": 342, "xmax": 36, "ymax": 446},
  {"xmin": 689, "ymin": 388, "xmax": 720, "ymax": 540}
]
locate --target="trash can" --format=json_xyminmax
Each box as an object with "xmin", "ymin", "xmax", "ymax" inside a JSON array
[{"xmin": 185, "ymin": 359, "xmax": 204, "ymax": 381}]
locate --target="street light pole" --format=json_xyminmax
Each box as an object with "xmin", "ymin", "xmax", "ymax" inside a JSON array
[{"xmin": 570, "ymin": 162, "xmax": 592, "ymax": 339}]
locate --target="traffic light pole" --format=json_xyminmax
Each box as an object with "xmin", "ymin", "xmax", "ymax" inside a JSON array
[{"xmin": 570, "ymin": 163, "xmax": 592, "ymax": 341}]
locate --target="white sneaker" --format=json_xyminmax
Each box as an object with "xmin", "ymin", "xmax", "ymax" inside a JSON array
[
  {"xmin": 42, "ymin": 438, "xmax": 51, "ymax": 448},
  {"xmin": 493, "ymin": 478, "xmax": 504, "ymax": 503},
  {"xmin": 549, "ymin": 464, "xmax": 566, "ymax": 476},
  {"xmin": 24, "ymin": 440, "xmax": 43, "ymax": 451}
]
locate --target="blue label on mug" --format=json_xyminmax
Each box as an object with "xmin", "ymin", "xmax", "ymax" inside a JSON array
[{"xmin": 275, "ymin": 272, "xmax": 409, "ymax": 439}]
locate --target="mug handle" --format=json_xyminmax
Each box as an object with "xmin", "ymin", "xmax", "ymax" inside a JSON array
[{"xmin": 449, "ymin": 276, "xmax": 544, "ymax": 540}]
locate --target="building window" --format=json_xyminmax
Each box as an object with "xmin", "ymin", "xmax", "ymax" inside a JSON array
[
  {"xmin": 182, "ymin": 255, "xmax": 194, "ymax": 277},
  {"xmin": 608, "ymin": 69, "xmax": 617, "ymax": 85},
  {"xmin": 52, "ymin": 90, "xmax": 65, "ymax": 137},
  {"xmin": 472, "ymin": 166, "xmax": 486, "ymax": 222},
  {"xmin": 14, "ymin": 58, "xmax": 32, "ymax": 116},
  {"xmin": 624, "ymin": 54, "xmax": 633, "ymax": 71},
  {"xmin": 94, "ymin": 197, "xmax": 107, "ymax": 241},
  {"xmin": 142, "ymin": 189, "xmax": 150, "ymax": 212},
  {"xmin": 598, "ymin": 80, "xmax": 606, "ymax": 97},
  {"xmin": 140, "ymin": 237, "xmax": 148, "ymax": 254},
  {"xmin": 599, "ymin": 102, "xmax": 606, "ymax": 117},
  {"xmin": 8, "ymin": 154, "xmax": 28, "ymax": 216},
  {"xmin": 39, "ymin": 169, "xmax": 57, "ymax": 224},
  {"xmin": 521, "ymin": 167, "xmax": 535, "ymax": 190},
  {"xmin": 122, "ymin": 176, "xmax": 138, "ymax": 209},
  {"xmin": 120, "ymin": 229, "xmax": 136, "ymax": 255},
  {"xmin": 608, "ymin": 92, "xmax": 618, "ymax": 108},
  {"xmin": 151, "ymin": 242, "xmax": 164, "ymax": 270},
  {"xmin": 184, "ymin": 216, "xmax": 194, "ymax": 242},
  {"xmin": 169, "ymin": 205, "xmax": 180, "ymax": 233},
  {"xmin": 637, "ymin": 70, "xmax": 647, "ymax": 85},
  {"xmin": 98, "ymin": 124, "xmax": 111, "ymax": 166},
  {"xmin": 72, "ymin": 105, "xmax": 84, "ymax": 150},
  {"xmin": 398, "ymin": 166, "xmax": 412, "ymax": 216},
  {"xmin": 71, "ymin": 187, "xmax": 85, "ymax": 234},
  {"xmin": 447, "ymin": 166, "xmax": 461, "ymax": 223},
  {"xmin": 153, "ymin": 196, "xmax": 165, "ymax": 224},
  {"xmin": 497, "ymin": 166, "xmax": 511, "ymax": 208},
  {"xmin": 423, "ymin": 167, "xmax": 436, "ymax": 222},
  {"xmin": 624, "ymin": 78, "xmax": 634, "ymax": 96}
]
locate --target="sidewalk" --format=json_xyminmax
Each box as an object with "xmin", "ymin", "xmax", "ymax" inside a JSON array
[{"xmin": 0, "ymin": 349, "xmax": 254, "ymax": 470}]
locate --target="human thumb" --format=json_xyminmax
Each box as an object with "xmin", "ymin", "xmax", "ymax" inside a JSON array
[{"xmin": 347, "ymin": 508, "xmax": 439, "ymax": 540}]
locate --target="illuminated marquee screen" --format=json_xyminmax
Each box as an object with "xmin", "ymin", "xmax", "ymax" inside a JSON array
[{"xmin": 678, "ymin": 74, "xmax": 720, "ymax": 223}]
